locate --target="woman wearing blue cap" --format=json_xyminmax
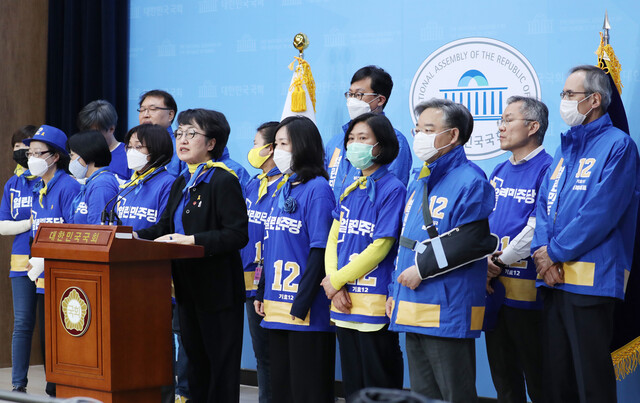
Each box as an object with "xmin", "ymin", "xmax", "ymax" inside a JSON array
[
  {"xmin": 0, "ymin": 126, "xmax": 38, "ymax": 393},
  {"xmin": 24, "ymin": 124, "xmax": 80, "ymax": 397},
  {"xmin": 67, "ymin": 131, "xmax": 120, "ymax": 225}
]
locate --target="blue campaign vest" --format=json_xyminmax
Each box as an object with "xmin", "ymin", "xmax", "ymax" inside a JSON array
[
  {"xmin": 389, "ymin": 146, "xmax": 495, "ymax": 338},
  {"xmin": 32, "ymin": 171, "xmax": 81, "ymax": 293},
  {"xmin": 532, "ymin": 114, "xmax": 640, "ymax": 299},
  {"xmin": 261, "ymin": 176, "xmax": 335, "ymax": 332},
  {"xmin": 117, "ymin": 168, "xmax": 175, "ymax": 231},
  {"xmin": 330, "ymin": 171, "xmax": 406, "ymax": 324},
  {"xmin": 71, "ymin": 168, "xmax": 120, "ymax": 225},
  {"xmin": 0, "ymin": 169, "xmax": 37, "ymax": 277},
  {"xmin": 488, "ymin": 151, "xmax": 552, "ymax": 310},
  {"xmin": 241, "ymin": 172, "xmax": 283, "ymax": 297},
  {"xmin": 324, "ymin": 116, "xmax": 412, "ymax": 201}
]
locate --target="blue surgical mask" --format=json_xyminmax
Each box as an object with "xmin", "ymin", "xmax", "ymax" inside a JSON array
[{"xmin": 69, "ymin": 156, "xmax": 88, "ymax": 180}]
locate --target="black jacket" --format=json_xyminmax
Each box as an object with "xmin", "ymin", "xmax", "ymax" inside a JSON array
[{"xmin": 137, "ymin": 169, "xmax": 249, "ymax": 311}]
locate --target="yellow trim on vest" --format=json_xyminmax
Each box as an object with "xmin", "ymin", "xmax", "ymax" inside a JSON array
[
  {"xmin": 328, "ymin": 148, "xmax": 341, "ymax": 168},
  {"xmin": 470, "ymin": 306, "xmax": 485, "ymax": 331},
  {"xmin": 395, "ymin": 301, "xmax": 440, "ymax": 328},
  {"xmin": 36, "ymin": 278, "xmax": 45, "ymax": 290},
  {"xmin": 498, "ymin": 276, "xmax": 537, "ymax": 302},
  {"xmin": 331, "ymin": 293, "xmax": 386, "ymax": 318},
  {"xmin": 244, "ymin": 271, "xmax": 257, "ymax": 292},
  {"xmin": 263, "ymin": 300, "xmax": 310, "ymax": 326},
  {"xmin": 10, "ymin": 255, "xmax": 30, "ymax": 272},
  {"xmin": 550, "ymin": 158, "xmax": 564, "ymax": 180},
  {"xmin": 562, "ymin": 261, "xmax": 595, "ymax": 287}
]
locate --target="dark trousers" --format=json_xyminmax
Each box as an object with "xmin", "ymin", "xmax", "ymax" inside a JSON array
[
  {"xmin": 336, "ymin": 325, "xmax": 404, "ymax": 401},
  {"xmin": 485, "ymin": 305, "xmax": 543, "ymax": 403},
  {"xmin": 269, "ymin": 329, "xmax": 335, "ymax": 403},
  {"xmin": 541, "ymin": 288, "xmax": 617, "ymax": 403},
  {"xmin": 173, "ymin": 303, "xmax": 190, "ymax": 398},
  {"xmin": 406, "ymin": 332, "xmax": 477, "ymax": 403},
  {"xmin": 178, "ymin": 301, "xmax": 244, "ymax": 403},
  {"xmin": 246, "ymin": 298, "xmax": 271, "ymax": 403}
]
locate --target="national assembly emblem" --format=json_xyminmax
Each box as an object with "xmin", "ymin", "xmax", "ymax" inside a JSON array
[
  {"xmin": 60, "ymin": 287, "xmax": 91, "ymax": 337},
  {"xmin": 410, "ymin": 37, "xmax": 541, "ymax": 160}
]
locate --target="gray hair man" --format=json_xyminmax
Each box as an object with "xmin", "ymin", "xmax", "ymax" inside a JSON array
[
  {"xmin": 77, "ymin": 99, "xmax": 130, "ymax": 181},
  {"xmin": 532, "ymin": 65, "xmax": 640, "ymax": 402},
  {"xmin": 388, "ymin": 98, "xmax": 495, "ymax": 402},
  {"xmin": 485, "ymin": 96, "xmax": 553, "ymax": 403}
]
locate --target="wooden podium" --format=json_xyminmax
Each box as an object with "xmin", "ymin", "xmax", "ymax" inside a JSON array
[{"xmin": 31, "ymin": 223, "xmax": 204, "ymax": 403}]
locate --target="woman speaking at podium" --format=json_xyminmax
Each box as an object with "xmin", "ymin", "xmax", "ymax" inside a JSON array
[{"xmin": 136, "ymin": 109, "xmax": 248, "ymax": 403}]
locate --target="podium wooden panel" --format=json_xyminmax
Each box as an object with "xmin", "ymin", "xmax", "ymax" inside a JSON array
[{"xmin": 31, "ymin": 223, "xmax": 204, "ymax": 403}]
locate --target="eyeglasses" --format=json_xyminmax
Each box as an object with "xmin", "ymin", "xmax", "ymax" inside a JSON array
[
  {"xmin": 174, "ymin": 129, "xmax": 207, "ymax": 140},
  {"xmin": 496, "ymin": 118, "xmax": 531, "ymax": 128},
  {"xmin": 137, "ymin": 106, "xmax": 172, "ymax": 114},
  {"xmin": 26, "ymin": 150, "xmax": 50, "ymax": 158},
  {"xmin": 125, "ymin": 144, "xmax": 147, "ymax": 152},
  {"xmin": 344, "ymin": 91, "xmax": 378, "ymax": 101},
  {"xmin": 559, "ymin": 91, "xmax": 592, "ymax": 100}
]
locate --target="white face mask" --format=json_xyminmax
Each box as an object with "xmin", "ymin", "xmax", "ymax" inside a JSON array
[
  {"xmin": 69, "ymin": 156, "xmax": 88, "ymax": 180},
  {"xmin": 273, "ymin": 148, "xmax": 294, "ymax": 174},
  {"xmin": 347, "ymin": 96, "xmax": 380, "ymax": 120},
  {"xmin": 127, "ymin": 148, "xmax": 149, "ymax": 172},
  {"xmin": 412, "ymin": 129, "xmax": 452, "ymax": 162},
  {"xmin": 559, "ymin": 93, "xmax": 593, "ymax": 126},
  {"xmin": 28, "ymin": 155, "xmax": 54, "ymax": 177}
]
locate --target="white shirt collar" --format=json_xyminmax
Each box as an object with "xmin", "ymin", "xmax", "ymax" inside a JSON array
[{"xmin": 509, "ymin": 145, "xmax": 545, "ymax": 165}]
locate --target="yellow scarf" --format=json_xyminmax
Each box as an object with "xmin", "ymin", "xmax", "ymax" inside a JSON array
[
  {"xmin": 339, "ymin": 176, "xmax": 367, "ymax": 203},
  {"xmin": 120, "ymin": 167, "xmax": 158, "ymax": 188},
  {"xmin": 15, "ymin": 164, "xmax": 37, "ymax": 180},
  {"xmin": 187, "ymin": 160, "xmax": 237, "ymax": 177},
  {"xmin": 418, "ymin": 163, "xmax": 431, "ymax": 179}
]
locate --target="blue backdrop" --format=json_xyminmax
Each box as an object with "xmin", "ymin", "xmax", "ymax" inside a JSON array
[{"xmin": 129, "ymin": 0, "xmax": 640, "ymax": 399}]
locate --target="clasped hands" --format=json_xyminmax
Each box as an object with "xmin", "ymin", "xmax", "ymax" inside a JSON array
[{"xmin": 533, "ymin": 246, "xmax": 564, "ymax": 287}]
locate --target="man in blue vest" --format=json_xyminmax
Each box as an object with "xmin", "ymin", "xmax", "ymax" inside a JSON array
[
  {"xmin": 388, "ymin": 99, "xmax": 495, "ymax": 402},
  {"xmin": 485, "ymin": 96, "xmax": 553, "ymax": 403},
  {"xmin": 324, "ymin": 66, "xmax": 411, "ymax": 201},
  {"xmin": 532, "ymin": 65, "xmax": 640, "ymax": 402}
]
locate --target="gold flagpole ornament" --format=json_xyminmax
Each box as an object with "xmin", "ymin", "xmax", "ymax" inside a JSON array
[
  {"xmin": 595, "ymin": 10, "xmax": 622, "ymax": 94},
  {"xmin": 281, "ymin": 33, "xmax": 317, "ymax": 123}
]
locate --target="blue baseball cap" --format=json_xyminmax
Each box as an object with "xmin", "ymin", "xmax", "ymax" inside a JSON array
[{"xmin": 23, "ymin": 125, "xmax": 69, "ymax": 156}]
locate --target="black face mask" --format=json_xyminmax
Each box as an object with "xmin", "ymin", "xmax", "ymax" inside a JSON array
[{"xmin": 13, "ymin": 149, "xmax": 28, "ymax": 168}]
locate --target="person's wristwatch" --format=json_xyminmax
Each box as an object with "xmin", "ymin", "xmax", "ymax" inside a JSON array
[{"xmin": 491, "ymin": 255, "xmax": 509, "ymax": 270}]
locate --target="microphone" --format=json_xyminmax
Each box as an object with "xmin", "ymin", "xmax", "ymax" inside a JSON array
[{"xmin": 101, "ymin": 155, "xmax": 169, "ymax": 225}]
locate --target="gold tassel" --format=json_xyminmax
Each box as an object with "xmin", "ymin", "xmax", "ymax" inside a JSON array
[
  {"xmin": 611, "ymin": 336, "xmax": 640, "ymax": 380},
  {"xmin": 596, "ymin": 32, "xmax": 623, "ymax": 94},
  {"xmin": 287, "ymin": 57, "xmax": 317, "ymax": 113}
]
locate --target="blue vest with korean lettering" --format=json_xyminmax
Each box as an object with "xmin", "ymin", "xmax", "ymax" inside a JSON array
[
  {"xmin": 0, "ymin": 169, "xmax": 37, "ymax": 277},
  {"xmin": 331, "ymin": 171, "xmax": 406, "ymax": 324},
  {"xmin": 531, "ymin": 113, "xmax": 640, "ymax": 299},
  {"xmin": 117, "ymin": 168, "xmax": 174, "ymax": 231},
  {"xmin": 31, "ymin": 170, "xmax": 81, "ymax": 293},
  {"xmin": 71, "ymin": 168, "xmax": 120, "ymax": 225},
  {"xmin": 489, "ymin": 151, "xmax": 552, "ymax": 309},
  {"xmin": 389, "ymin": 146, "xmax": 495, "ymax": 338},
  {"xmin": 241, "ymin": 172, "xmax": 283, "ymax": 297},
  {"xmin": 261, "ymin": 176, "xmax": 335, "ymax": 332}
]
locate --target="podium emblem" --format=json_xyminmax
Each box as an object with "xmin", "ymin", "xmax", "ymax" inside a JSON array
[{"xmin": 60, "ymin": 287, "xmax": 91, "ymax": 337}]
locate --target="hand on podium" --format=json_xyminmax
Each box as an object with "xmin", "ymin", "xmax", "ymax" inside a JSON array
[{"xmin": 154, "ymin": 233, "xmax": 195, "ymax": 245}]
